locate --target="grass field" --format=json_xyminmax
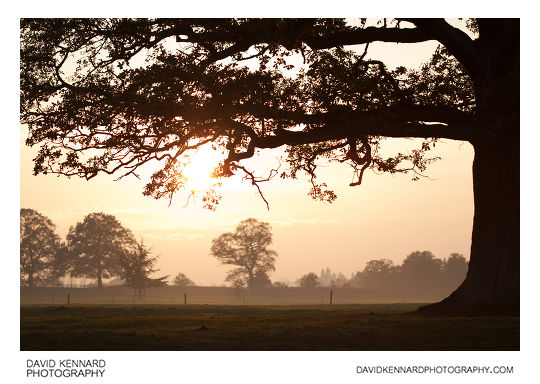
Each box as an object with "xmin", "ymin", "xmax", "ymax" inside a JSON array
[{"xmin": 20, "ymin": 304, "xmax": 519, "ymax": 351}]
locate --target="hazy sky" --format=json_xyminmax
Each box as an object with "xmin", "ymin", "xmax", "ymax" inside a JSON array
[{"xmin": 19, "ymin": 20, "xmax": 476, "ymax": 286}]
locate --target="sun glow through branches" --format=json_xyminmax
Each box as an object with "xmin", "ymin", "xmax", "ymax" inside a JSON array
[{"xmin": 180, "ymin": 146, "xmax": 225, "ymax": 194}]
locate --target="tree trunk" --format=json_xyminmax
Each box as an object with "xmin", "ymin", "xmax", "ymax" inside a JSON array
[
  {"xmin": 247, "ymin": 270, "xmax": 254, "ymax": 289},
  {"xmin": 420, "ymin": 134, "xmax": 519, "ymax": 315},
  {"xmin": 97, "ymin": 272, "xmax": 103, "ymax": 288},
  {"xmin": 420, "ymin": 21, "xmax": 519, "ymax": 316}
]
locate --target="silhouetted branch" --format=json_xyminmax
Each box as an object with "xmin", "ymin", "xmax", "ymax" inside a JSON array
[
  {"xmin": 232, "ymin": 163, "xmax": 281, "ymax": 210},
  {"xmin": 402, "ymin": 19, "xmax": 483, "ymax": 79}
]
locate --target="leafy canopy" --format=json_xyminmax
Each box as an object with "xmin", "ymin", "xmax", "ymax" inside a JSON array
[
  {"xmin": 20, "ymin": 208, "xmax": 65, "ymax": 286},
  {"xmin": 172, "ymin": 272, "xmax": 195, "ymax": 287},
  {"xmin": 20, "ymin": 19, "xmax": 476, "ymax": 209},
  {"xmin": 120, "ymin": 238, "xmax": 168, "ymax": 289},
  {"xmin": 298, "ymin": 272, "xmax": 320, "ymax": 288},
  {"xmin": 211, "ymin": 218, "xmax": 277, "ymax": 288},
  {"xmin": 66, "ymin": 212, "xmax": 135, "ymax": 285}
]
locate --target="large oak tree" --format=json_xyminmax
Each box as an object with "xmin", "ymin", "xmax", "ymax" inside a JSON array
[
  {"xmin": 66, "ymin": 212, "xmax": 135, "ymax": 287},
  {"xmin": 20, "ymin": 208, "xmax": 65, "ymax": 286},
  {"xmin": 211, "ymin": 218, "xmax": 277, "ymax": 288},
  {"xmin": 20, "ymin": 19, "xmax": 519, "ymax": 314}
]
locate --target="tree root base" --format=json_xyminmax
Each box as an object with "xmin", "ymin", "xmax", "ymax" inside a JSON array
[{"xmin": 417, "ymin": 294, "xmax": 519, "ymax": 317}]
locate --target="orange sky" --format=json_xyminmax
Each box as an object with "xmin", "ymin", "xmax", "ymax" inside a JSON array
[{"xmin": 20, "ymin": 133, "xmax": 474, "ymax": 285}]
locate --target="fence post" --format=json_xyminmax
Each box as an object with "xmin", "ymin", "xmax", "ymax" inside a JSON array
[
  {"xmin": 112, "ymin": 295, "xmax": 115, "ymax": 305},
  {"xmin": 184, "ymin": 292, "xmax": 187, "ymax": 305},
  {"xmin": 330, "ymin": 289, "xmax": 333, "ymax": 305},
  {"xmin": 67, "ymin": 293, "xmax": 70, "ymax": 305}
]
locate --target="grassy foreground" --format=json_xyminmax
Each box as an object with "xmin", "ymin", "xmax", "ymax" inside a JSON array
[{"xmin": 20, "ymin": 304, "xmax": 519, "ymax": 350}]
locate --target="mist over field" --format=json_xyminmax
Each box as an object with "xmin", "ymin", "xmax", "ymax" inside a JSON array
[{"xmin": 21, "ymin": 208, "xmax": 468, "ymax": 306}]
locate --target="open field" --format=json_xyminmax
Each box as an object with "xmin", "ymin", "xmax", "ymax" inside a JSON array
[{"xmin": 21, "ymin": 304, "xmax": 519, "ymax": 351}]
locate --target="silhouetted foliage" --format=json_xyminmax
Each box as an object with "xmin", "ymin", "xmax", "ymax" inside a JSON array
[
  {"xmin": 298, "ymin": 272, "xmax": 320, "ymax": 288},
  {"xmin": 47, "ymin": 241, "xmax": 71, "ymax": 285},
  {"xmin": 211, "ymin": 218, "xmax": 277, "ymax": 288},
  {"xmin": 361, "ymin": 259, "xmax": 400, "ymax": 289},
  {"xmin": 443, "ymin": 253, "xmax": 468, "ymax": 285},
  {"xmin": 119, "ymin": 238, "xmax": 168, "ymax": 297},
  {"xmin": 20, "ymin": 208, "xmax": 65, "ymax": 286},
  {"xmin": 172, "ymin": 272, "xmax": 195, "ymax": 287},
  {"xmin": 66, "ymin": 212, "xmax": 135, "ymax": 287},
  {"xmin": 353, "ymin": 251, "xmax": 468, "ymax": 292},
  {"xmin": 20, "ymin": 19, "xmax": 520, "ymax": 314},
  {"xmin": 250, "ymin": 270, "xmax": 272, "ymax": 288},
  {"xmin": 401, "ymin": 250, "xmax": 444, "ymax": 289}
]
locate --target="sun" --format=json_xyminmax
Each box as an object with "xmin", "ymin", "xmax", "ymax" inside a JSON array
[{"xmin": 181, "ymin": 146, "xmax": 224, "ymax": 193}]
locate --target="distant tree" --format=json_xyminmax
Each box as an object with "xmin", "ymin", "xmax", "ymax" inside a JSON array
[
  {"xmin": 20, "ymin": 208, "xmax": 63, "ymax": 286},
  {"xmin": 211, "ymin": 218, "xmax": 277, "ymax": 288},
  {"xmin": 272, "ymin": 281, "xmax": 288, "ymax": 288},
  {"xmin": 250, "ymin": 270, "xmax": 272, "ymax": 288},
  {"xmin": 120, "ymin": 238, "xmax": 168, "ymax": 298},
  {"xmin": 319, "ymin": 267, "xmax": 332, "ymax": 287},
  {"xmin": 230, "ymin": 279, "xmax": 246, "ymax": 289},
  {"xmin": 364, "ymin": 259, "xmax": 396, "ymax": 274},
  {"xmin": 67, "ymin": 212, "xmax": 135, "ymax": 287},
  {"xmin": 361, "ymin": 259, "xmax": 399, "ymax": 289},
  {"xmin": 401, "ymin": 251, "xmax": 444, "ymax": 289},
  {"xmin": 443, "ymin": 253, "xmax": 468, "ymax": 286},
  {"xmin": 332, "ymin": 272, "xmax": 349, "ymax": 287},
  {"xmin": 349, "ymin": 271, "xmax": 363, "ymax": 288},
  {"xmin": 44, "ymin": 241, "xmax": 71, "ymax": 286},
  {"xmin": 172, "ymin": 272, "xmax": 195, "ymax": 287},
  {"xmin": 298, "ymin": 272, "xmax": 320, "ymax": 288}
]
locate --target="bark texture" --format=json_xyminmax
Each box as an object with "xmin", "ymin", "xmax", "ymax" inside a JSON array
[{"xmin": 420, "ymin": 20, "xmax": 520, "ymax": 315}]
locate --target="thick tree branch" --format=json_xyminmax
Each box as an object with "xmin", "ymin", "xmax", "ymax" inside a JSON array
[
  {"xmin": 222, "ymin": 104, "xmax": 475, "ymax": 164},
  {"xmin": 251, "ymin": 120, "xmax": 474, "ymax": 151},
  {"xmin": 403, "ymin": 19, "xmax": 484, "ymax": 80},
  {"xmin": 302, "ymin": 26, "xmax": 433, "ymax": 48}
]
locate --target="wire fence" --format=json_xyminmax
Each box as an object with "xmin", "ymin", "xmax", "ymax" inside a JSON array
[{"xmin": 20, "ymin": 285, "xmax": 452, "ymax": 305}]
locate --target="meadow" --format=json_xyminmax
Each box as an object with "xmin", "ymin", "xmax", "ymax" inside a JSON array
[{"xmin": 20, "ymin": 304, "xmax": 519, "ymax": 351}]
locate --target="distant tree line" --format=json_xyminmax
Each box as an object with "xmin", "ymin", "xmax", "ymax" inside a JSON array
[
  {"xmin": 22, "ymin": 210, "xmax": 466, "ymax": 293},
  {"xmin": 20, "ymin": 209, "xmax": 194, "ymax": 291},
  {"xmin": 293, "ymin": 251, "xmax": 468, "ymax": 292},
  {"xmin": 350, "ymin": 251, "xmax": 468, "ymax": 292},
  {"xmin": 210, "ymin": 218, "xmax": 467, "ymax": 292}
]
